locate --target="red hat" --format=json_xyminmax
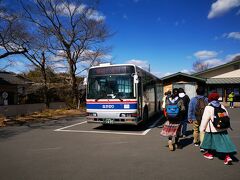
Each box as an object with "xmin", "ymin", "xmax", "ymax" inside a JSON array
[{"xmin": 208, "ymin": 92, "xmax": 219, "ymax": 102}]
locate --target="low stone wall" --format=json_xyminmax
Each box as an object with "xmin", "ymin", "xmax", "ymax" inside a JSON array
[{"xmin": 0, "ymin": 102, "xmax": 66, "ymax": 117}]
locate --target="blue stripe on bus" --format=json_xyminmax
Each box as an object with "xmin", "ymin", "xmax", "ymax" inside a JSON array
[{"xmin": 86, "ymin": 103, "xmax": 137, "ymax": 109}]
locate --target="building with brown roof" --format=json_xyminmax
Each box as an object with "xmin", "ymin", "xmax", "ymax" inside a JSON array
[
  {"xmin": 0, "ymin": 71, "xmax": 32, "ymax": 105},
  {"xmin": 194, "ymin": 56, "xmax": 240, "ymax": 105},
  {"xmin": 161, "ymin": 56, "xmax": 240, "ymax": 107}
]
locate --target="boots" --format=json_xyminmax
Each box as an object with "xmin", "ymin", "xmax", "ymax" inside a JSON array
[{"xmin": 168, "ymin": 140, "xmax": 174, "ymax": 151}]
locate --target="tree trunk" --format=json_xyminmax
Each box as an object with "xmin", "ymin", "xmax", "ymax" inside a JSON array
[
  {"xmin": 41, "ymin": 53, "xmax": 50, "ymax": 108},
  {"xmin": 42, "ymin": 69, "xmax": 50, "ymax": 108},
  {"xmin": 69, "ymin": 59, "xmax": 78, "ymax": 108}
]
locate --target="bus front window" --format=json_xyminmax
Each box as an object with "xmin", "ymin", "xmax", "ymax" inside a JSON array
[{"xmin": 87, "ymin": 75, "xmax": 134, "ymax": 99}]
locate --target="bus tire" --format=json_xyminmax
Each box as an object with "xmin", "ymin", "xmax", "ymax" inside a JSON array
[{"xmin": 143, "ymin": 107, "xmax": 148, "ymax": 121}]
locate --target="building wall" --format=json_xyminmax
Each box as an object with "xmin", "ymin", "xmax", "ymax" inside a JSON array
[
  {"xmin": 162, "ymin": 76, "xmax": 205, "ymax": 99},
  {"xmin": 163, "ymin": 83, "xmax": 172, "ymax": 93},
  {"xmin": 212, "ymin": 69, "xmax": 240, "ymax": 78},
  {"xmin": 195, "ymin": 62, "xmax": 240, "ymax": 107},
  {"xmin": 0, "ymin": 85, "xmax": 18, "ymax": 105},
  {"xmin": 196, "ymin": 63, "xmax": 240, "ymax": 78},
  {"xmin": 173, "ymin": 82, "xmax": 197, "ymax": 99}
]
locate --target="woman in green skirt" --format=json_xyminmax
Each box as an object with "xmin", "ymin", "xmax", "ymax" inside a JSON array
[{"xmin": 200, "ymin": 92, "xmax": 237, "ymax": 165}]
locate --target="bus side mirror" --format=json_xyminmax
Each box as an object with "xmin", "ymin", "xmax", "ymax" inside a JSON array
[{"xmin": 134, "ymin": 74, "xmax": 139, "ymax": 84}]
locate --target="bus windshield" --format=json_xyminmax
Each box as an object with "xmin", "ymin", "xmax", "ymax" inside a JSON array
[{"xmin": 87, "ymin": 74, "xmax": 134, "ymax": 99}]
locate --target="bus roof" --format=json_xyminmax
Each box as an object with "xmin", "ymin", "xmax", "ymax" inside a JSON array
[
  {"xmin": 88, "ymin": 63, "xmax": 161, "ymax": 82},
  {"xmin": 89, "ymin": 63, "xmax": 136, "ymax": 69}
]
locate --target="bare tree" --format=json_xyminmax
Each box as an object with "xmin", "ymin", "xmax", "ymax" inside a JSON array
[
  {"xmin": 192, "ymin": 60, "xmax": 209, "ymax": 72},
  {"xmin": 21, "ymin": 0, "xmax": 110, "ymax": 107},
  {"xmin": 76, "ymin": 47, "xmax": 112, "ymax": 75},
  {"xmin": 0, "ymin": 1, "xmax": 28, "ymax": 59},
  {"xmin": 23, "ymin": 50, "xmax": 51, "ymax": 108},
  {"xmin": 232, "ymin": 55, "xmax": 240, "ymax": 62},
  {"xmin": 0, "ymin": 0, "xmax": 52, "ymax": 107},
  {"xmin": 21, "ymin": 19, "xmax": 54, "ymax": 107}
]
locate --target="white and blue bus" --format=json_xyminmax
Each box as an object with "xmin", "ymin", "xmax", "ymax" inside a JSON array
[{"xmin": 86, "ymin": 63, "xmax": 162, "ymax": 125}]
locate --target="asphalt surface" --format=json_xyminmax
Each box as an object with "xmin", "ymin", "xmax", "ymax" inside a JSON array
[{"xmin": 0, "ymin": 108, "xmax": 239, "ymax": 180}]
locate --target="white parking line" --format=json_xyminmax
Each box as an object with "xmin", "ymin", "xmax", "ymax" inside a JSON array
[
  {"xmin": 29, "ymin": 147, "xmax": 62, "ymax": 152},
  {"xmin": 55, "ymin": 129, "xmax": 148, "ymax": 136},
  {"xmin": 54, "ymin": 116, "xmax": 163, "ymax": 136},
  {"xmin": 54, "ymin": 121, "xmax": 87, "ymax": 131},
  {"xmin": 141, "ymin": 118, "xmax": 161, "ymax": 135}
]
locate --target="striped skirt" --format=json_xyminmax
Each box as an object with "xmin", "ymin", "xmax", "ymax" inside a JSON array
[{"xmin": 160, "ymin": 121, "xmax": 181, "ymax": 137}]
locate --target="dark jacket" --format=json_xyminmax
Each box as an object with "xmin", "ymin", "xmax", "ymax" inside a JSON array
[{"xmin": 180, "ymin": 94, "xmax": 190, "ymax": 117}]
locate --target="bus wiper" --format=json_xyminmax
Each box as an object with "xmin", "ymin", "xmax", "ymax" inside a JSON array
[
  {"xmin": 114, "ymin": 93, "xmax": 123, "ymax": 101},
  {"xmin": 116, "ymin": 97, "xmax": 123, "ymax": 101},
  {"xmin": 105, "ymin": 93, "xmax": 123, "ymax": 101},
  {"xmin": 95, "ymin": 92, "xmax": 106, "ymax": 102},
  {"xmin": 95, "ymin": 95, "xmax": 105, "ymax": 102}
]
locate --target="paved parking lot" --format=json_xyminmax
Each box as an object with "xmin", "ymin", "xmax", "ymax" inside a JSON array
[
  {"xmin": 54, "ymin": 116, "xmax": 162, "ymax": 136},
  {"xmin": 0, "ymin": 109, "xmax": 239, "ymax": 180}
]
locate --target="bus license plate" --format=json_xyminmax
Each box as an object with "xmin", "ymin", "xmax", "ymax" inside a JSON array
[{"xmin": 103, "ymin": 119, "xmax": 114, "ymax": 124}]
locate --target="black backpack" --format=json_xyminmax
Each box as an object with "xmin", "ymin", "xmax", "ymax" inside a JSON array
[{"xmin": 210, "ymin": 105, "xmax": 231, "ymax": 129}]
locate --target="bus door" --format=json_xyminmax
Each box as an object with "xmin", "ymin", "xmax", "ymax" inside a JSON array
[{"xmin": 137, "ymin": 77, "xmax": 143, "ymax": 119}]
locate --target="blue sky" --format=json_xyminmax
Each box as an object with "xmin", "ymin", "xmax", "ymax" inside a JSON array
[
  {"xmin": 99, "ymin": 0, "xmax": 240, "ymax": 77},
  {"xmin": 1, "ymin": 0, "xmax": 240, "ymax": 77}
]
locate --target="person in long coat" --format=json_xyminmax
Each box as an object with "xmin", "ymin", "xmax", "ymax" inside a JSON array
[{"xmin": 200, "ymin": 92, "xmax": 237, "ymax": 165}]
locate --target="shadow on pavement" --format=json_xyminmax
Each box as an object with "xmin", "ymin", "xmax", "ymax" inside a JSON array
[
  {"xmin": 94, "ymin": 113, "xmax": 164, "ymax": 132},
  {"xmin": 231, "ymin": 156, "xmax": 239, "ymax": 162},
  {"xmin": 213, "ymin": 151, "xmax": 239, "ymax": 162},
  {"xmin": 0, "ymin": 113, "xmax": 164, "ymax": 139},
  {"xmin": 178, "ymin": 137, "xmax": 194, "ymax": 149},
  {"xmin": 0, "ymin": 116, "xmax": 84, "ymax": 139},
  {"xmin": 0, "ymin": 126, "xmax": 30, "ymax": 140}
]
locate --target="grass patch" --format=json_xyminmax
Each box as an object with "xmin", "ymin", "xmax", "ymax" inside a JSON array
[
  {"xmin": 1, "ymin": 108, "xmax": 86, "ymax": 126},
  {"xmin": 0, "ymin": 114, "xmax": 5, "ymax": 127}
]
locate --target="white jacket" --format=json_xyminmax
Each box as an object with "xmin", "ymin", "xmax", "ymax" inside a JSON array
[{"xmin": 199, "ymin": 104, "xmax": 228, "ymax": 133}]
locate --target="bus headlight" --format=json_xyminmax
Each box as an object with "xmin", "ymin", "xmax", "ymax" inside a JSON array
[
  {"xmin": 120, "ymin": 113, "xmax": 126, "ymax": 117},
  {"xmin": 88, "ymin": 113, "xmax": 97, "ymax": 117},
  {"xmin": 120, "ymin": 113, "xmax": 138, "ymax": 117}
]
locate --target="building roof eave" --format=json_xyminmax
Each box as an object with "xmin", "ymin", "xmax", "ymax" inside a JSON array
[
  {"xmin": 161, "ymin": 72, "xmax": 206, "ymax": 82},
  {"xmin": 193, "ymin": 58, "xmax": 240, "ymax": 76},
  {"xmin": 206, "ymin": 77, "xmax": 240, "ymax": 84}
]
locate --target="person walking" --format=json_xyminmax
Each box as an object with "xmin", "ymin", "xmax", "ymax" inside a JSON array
[
  {"xmin": 161, "ymin": 88, "xmax": 185, "ymax": 151},
  {"xmin": 188, "ymin": 87, "xmax": 208, "ymax": 146},
  {"xmin": 228, "ymin": 91, "xmax": 235, "ymax": 108},
  {"xmin": 158, "ymin": 90, "xmax": 171, "ymax": 128},
  {"xmin": 200, "ymin": 92, "xmax": 236, "ymax": 165},
  {"xmin": 162, "ymin": 90, "xmax": 171, "ymax": 117},
  {"xmin": 178, "ymin": 88, "xmax": 190, "ymax": 137}
]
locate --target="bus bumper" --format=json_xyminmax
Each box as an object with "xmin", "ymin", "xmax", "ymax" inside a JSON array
[{"xmin": 87, "ymin": 117, "xmax": 140, "ymax": 125}]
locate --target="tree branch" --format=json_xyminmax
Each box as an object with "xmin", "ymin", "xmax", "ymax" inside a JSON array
[{"xmin": 0, "ymin": 48, "xmax": 27, "ymax": 59}]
